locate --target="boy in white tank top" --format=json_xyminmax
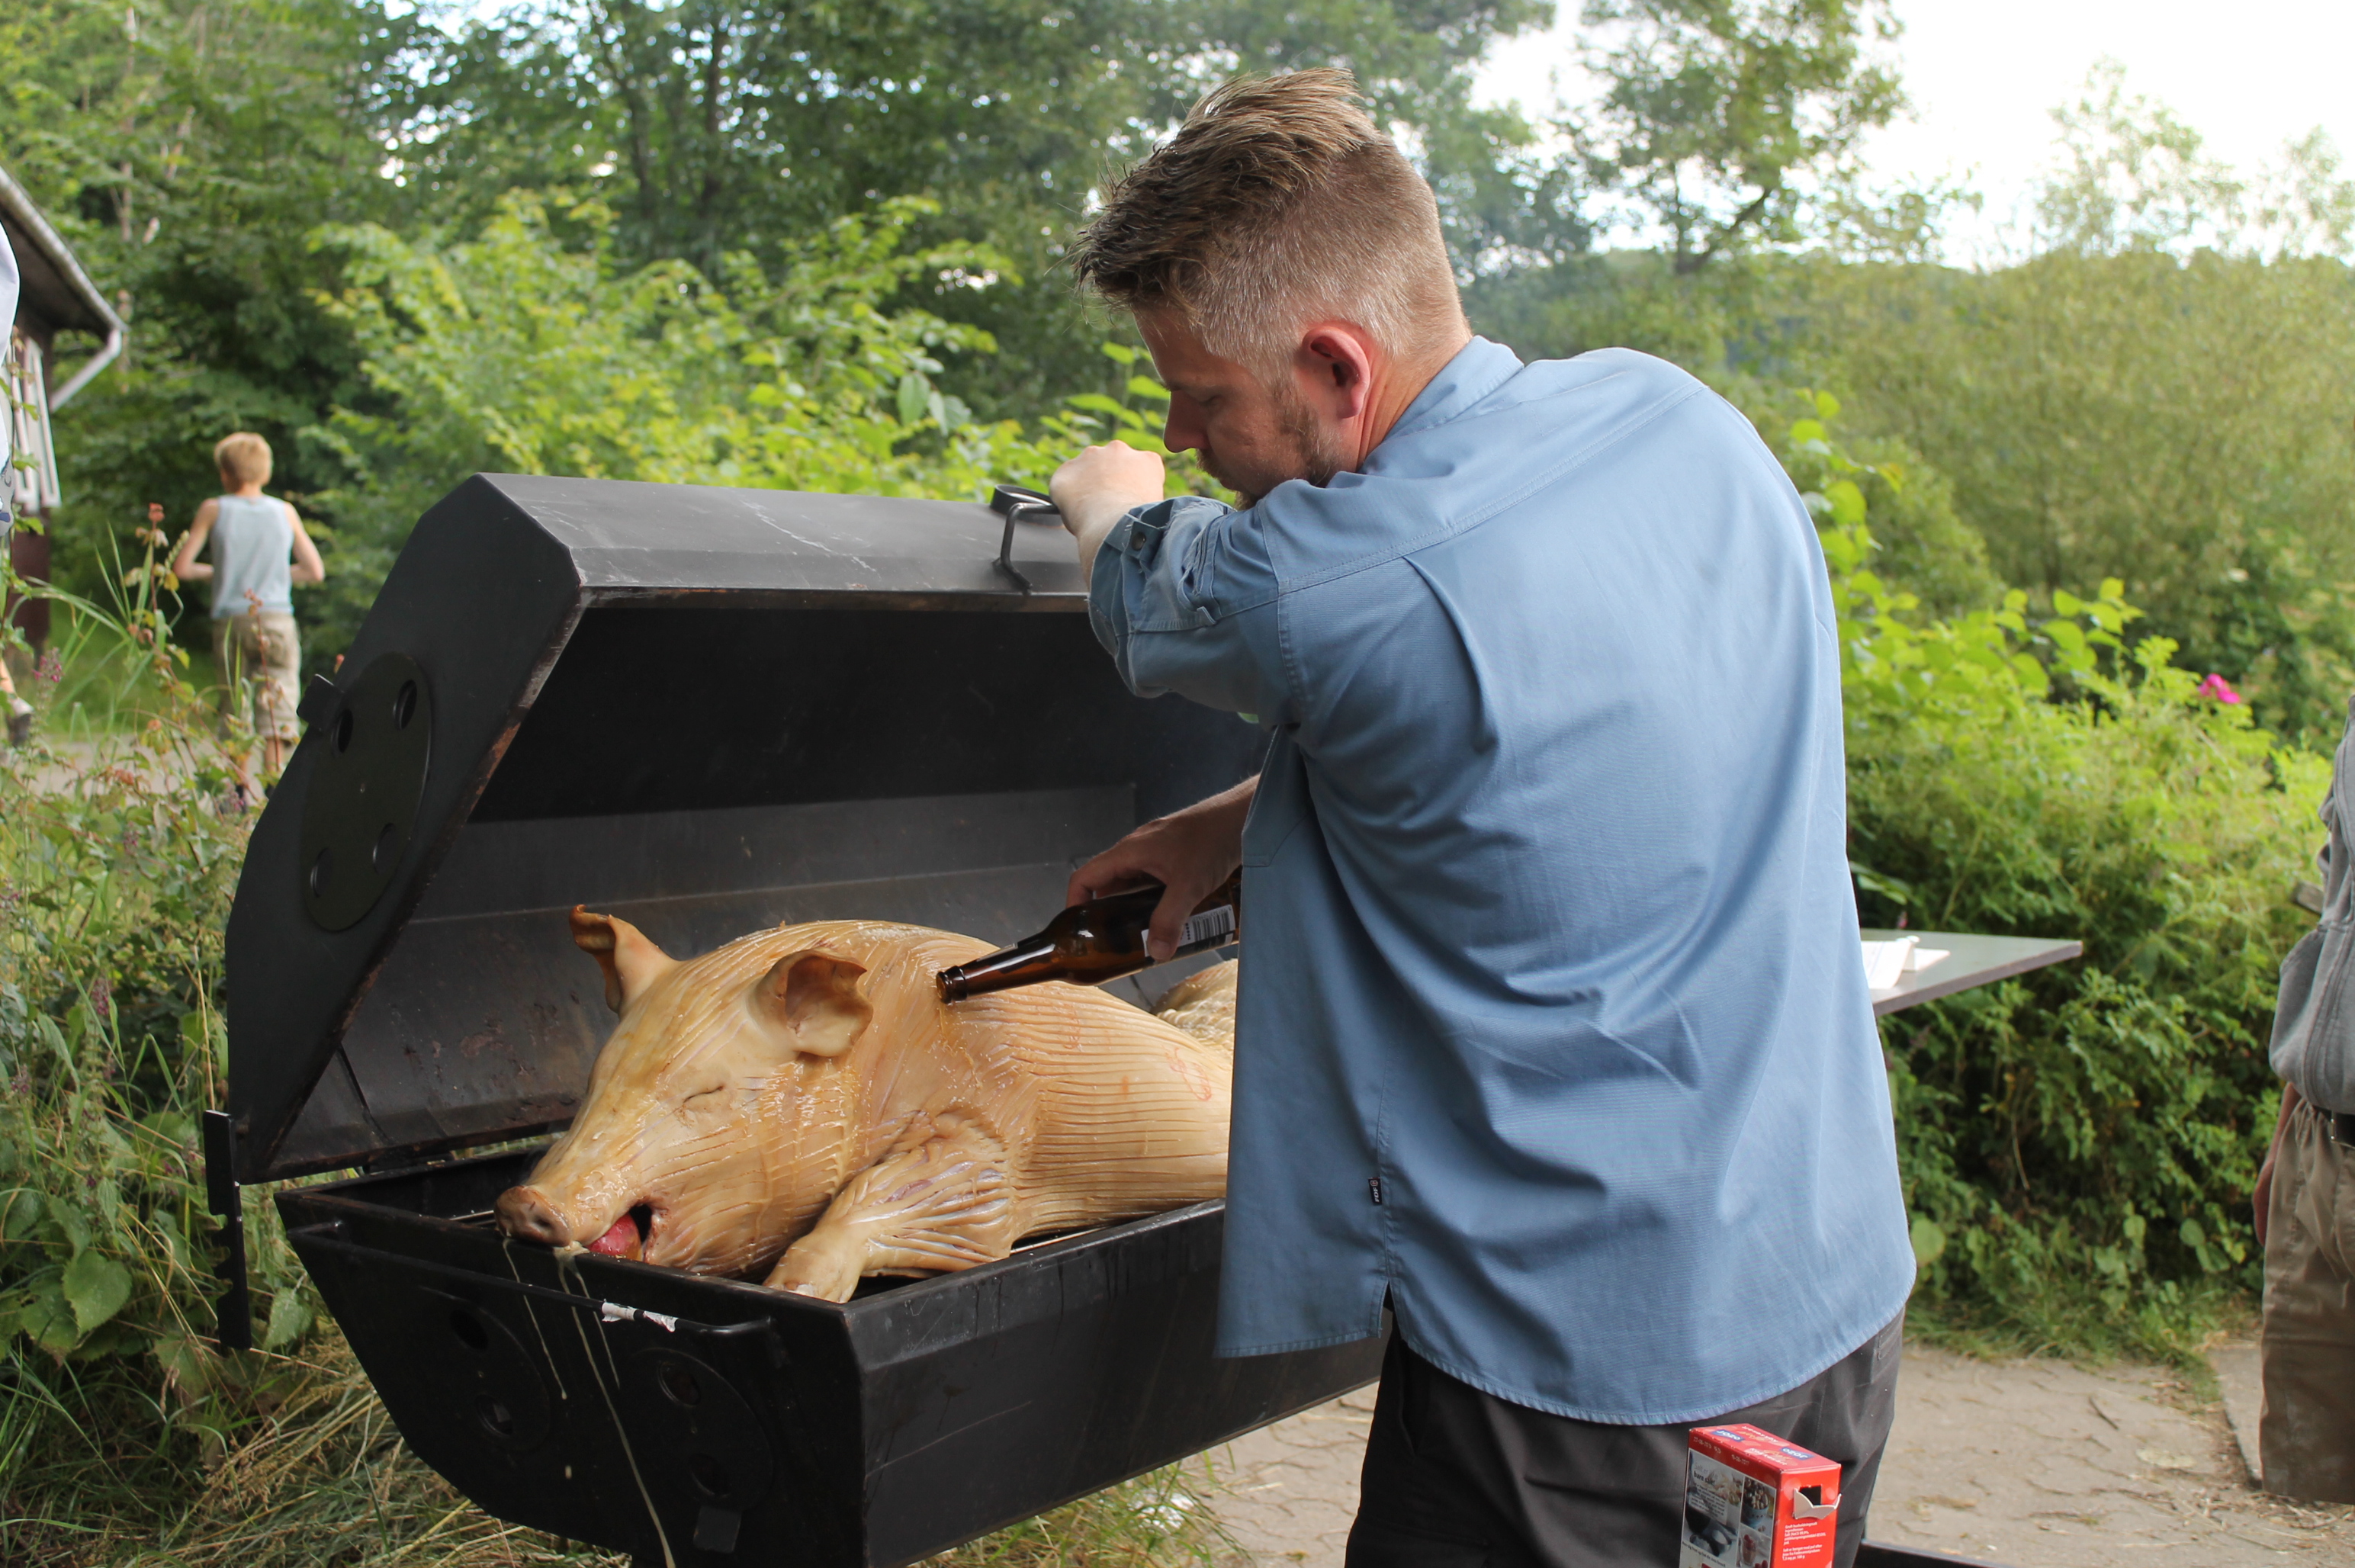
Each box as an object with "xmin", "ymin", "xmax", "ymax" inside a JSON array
[{"xmin": 169, "ymin": 431, "xmax": 325, "ymax": 784}]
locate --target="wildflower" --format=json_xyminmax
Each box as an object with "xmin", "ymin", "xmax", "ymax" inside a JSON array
[
  {"xmin": 90, "ymin": 975, "xmax": 112, "ymax": 1023},
  {"xmin": 36, "ymin": 651, "xmax": 60, "ymax": 683},
  {"xmin": 2196, "ymin": 673, "xmax": 2242, "ymax": 705}
]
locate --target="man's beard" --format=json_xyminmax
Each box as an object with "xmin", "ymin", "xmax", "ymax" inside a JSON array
[
  {"xmin": 1202, "ymin": 377, "xmax": 1354, "ymax": 506},
  {"xmin": 1274, "ymin": 380, "xmax": 1351, "ymax": 489}
]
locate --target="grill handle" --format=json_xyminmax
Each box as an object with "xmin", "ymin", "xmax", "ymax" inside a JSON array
[
  {"xmin": 989, "ymin": 482, "xmax": 1062, "ymax": 592},
  {"xmin": 290, "ymin": 1222, "xmax": 785, "ymax": 1364}
]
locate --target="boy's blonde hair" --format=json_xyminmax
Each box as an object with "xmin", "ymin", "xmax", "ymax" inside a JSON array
[
  {"xmin": 214, "ymin": 432, "xmax": 272, "ymax": 487},
  {"xmin": 1067, "ymin": 69, "xmax": 1464, "ymax": 375}
]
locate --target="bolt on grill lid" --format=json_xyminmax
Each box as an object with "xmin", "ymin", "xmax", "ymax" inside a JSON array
[{"xmin": 225, "ymin": 474, "xmax": 1263, "ymax": 1184}]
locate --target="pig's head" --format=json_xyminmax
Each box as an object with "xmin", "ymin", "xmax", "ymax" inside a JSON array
[{"xmin": 494, "ymin": 906, "xmax": 875, "ymax": 1277}]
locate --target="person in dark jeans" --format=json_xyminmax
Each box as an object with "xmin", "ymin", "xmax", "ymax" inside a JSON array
[{"xmin": 1352, "ymin": 1316, "xmax": 1901, "ymax": 1566}]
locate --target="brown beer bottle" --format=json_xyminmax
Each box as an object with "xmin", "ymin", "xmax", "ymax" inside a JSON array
[{"xmin": 938, "ymin": 870, "xmax": 1242, "ymax": 1002}]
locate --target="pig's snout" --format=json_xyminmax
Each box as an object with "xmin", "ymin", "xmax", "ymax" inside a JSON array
[{"xmin": 496, "ymin": 1185, "xmax": 573, "ymax": 1247}]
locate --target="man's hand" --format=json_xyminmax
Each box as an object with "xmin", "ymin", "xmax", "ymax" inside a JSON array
[
  {"xmin": 1052, "ymin": 441, "xmax": 1165, "ymax": 577},
  {"xmin": 1068, "ymin": 777, "xmax": 1256, "ymax": 962}
]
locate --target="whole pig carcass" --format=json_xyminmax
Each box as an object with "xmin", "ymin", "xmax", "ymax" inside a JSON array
[{"xmin": 495, "ymin": 908, "xmax": 1237, "ymax": 1301}]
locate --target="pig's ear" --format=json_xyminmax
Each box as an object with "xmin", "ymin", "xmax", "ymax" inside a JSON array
[
  {"xmin": 570, "ymin": 905, "xmax": 679, "ymax": 1014},
  {"xmin": 755, "ymin": 952, "xmax": 872, "ymax": 1058}
]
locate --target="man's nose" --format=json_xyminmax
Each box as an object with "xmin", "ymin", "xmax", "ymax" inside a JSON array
[{"xmin": 1163, "ymin": 394, "xmax": 1206, "ymax": 455}]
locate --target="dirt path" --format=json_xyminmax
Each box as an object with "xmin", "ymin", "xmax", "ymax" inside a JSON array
[{"xmin": 1199, "ymin": 1345, "xmax": 2355, "ymax": 1566}]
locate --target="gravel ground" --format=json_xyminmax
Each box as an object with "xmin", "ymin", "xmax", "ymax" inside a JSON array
[{"xmin": 1198, "ymin": 1344, "xmax": 2355, "ymax": 1566}]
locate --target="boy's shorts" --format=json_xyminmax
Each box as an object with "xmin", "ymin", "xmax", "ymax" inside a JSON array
[{"xmin": 212, "ymin": 610, "xmax": 301, "ymax": 743}]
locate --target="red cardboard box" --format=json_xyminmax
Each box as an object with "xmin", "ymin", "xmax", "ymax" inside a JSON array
[{"xmin": 1679, "ymin": 1423, "xmax": 1841, "ymax": 1568}]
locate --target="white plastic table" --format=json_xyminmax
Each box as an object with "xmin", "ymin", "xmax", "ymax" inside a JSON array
[{"xmin": 1861, "ymin": 929, "xmax": 2084, "ymax": 1017}]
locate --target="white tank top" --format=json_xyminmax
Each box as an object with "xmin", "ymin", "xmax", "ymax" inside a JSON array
[{"xmin": 209, "ymin": 494, "xmax": 294, "ymax": 618}]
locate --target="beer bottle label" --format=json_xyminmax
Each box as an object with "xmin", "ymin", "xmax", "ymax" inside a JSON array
[{"xmin": 1180, "ymin": 903, "xmax": 1237, "ymax": 948}]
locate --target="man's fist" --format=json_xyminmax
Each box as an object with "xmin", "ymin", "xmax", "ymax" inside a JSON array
[{"xmin": 1052, "ymin": 441, "xmax": 1167, "ymax": 574}]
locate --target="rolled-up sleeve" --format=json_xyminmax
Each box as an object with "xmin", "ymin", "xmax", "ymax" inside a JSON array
[{"xmin": 1088, "ymin": 494, "xmax": 1295, "ymax": 725}]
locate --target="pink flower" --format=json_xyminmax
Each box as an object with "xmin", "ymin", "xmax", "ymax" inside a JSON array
[{"xmin": 2196, "ymin": 673, "xmax": 2241, "ymax": 705}]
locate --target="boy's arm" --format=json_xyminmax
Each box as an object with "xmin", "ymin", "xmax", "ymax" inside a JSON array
[
  {"xmin": 171, "ymin": 500, "xmax": 219, "ymax": 582},
  {"xmin": 288, "ymin": 504, "xmax": 326, "ymax": 584}
]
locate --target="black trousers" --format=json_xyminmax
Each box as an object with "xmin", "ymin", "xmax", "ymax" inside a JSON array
[{"xmin": 1347, "ymin": 1313, "xmax": 1903, "ymax": 1568}]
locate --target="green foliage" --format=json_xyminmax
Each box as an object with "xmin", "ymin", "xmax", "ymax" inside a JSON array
[
  {"xmin": 382, "ymin": 0, "xmax": 1558, "ymax": 420},
  {"xmin": 0, "ymin": 577, "xmax": 329, "ymax": 1542},
  {"xmin": 2, "ymin": 0, "xmax": 416, "ymax": 620},
  {"xmin": 1573, "ymin": 0, "xmax": 1907, "ymax": 270},
  {"xmin": 1748, "ymin": 384, "xmax": 2000, "ymax": 616},
  {"xmin": 297, "ymin": 192, "xmax": 1201, "ymax": 649},
  {"xmin": 1781, "ymin": 249, "xmax": 2355, "ymax": 747},
  {"xmin": 1790, "ymin": 404, "xmax": 2326, "ymax": 1359},
  {"xmin": 2037, "ymin": 60, "xmax": 2355, "ymax": 259}
]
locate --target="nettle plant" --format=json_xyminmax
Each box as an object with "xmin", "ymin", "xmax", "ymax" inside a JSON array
[
  {"xmin": 1778, "ymin": 397, "xmax": 2325, "ymax": 1354},
  {"xmin": 0, "ymin": 554, "xmax": 320, "ymax": 1476}
]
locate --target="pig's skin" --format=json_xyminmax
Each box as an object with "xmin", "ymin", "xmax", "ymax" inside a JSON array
[{"xmin": 495, "ymin": 911, "xmax": 1233, "ymax": 1301}]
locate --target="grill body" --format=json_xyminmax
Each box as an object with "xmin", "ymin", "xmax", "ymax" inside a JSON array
[
  {"xmin": 280, "ymin": 1168, "xmax": 1375, "ymax": 1567},
  {"xmin": 230, "ymin": 474, "xmax": 1384, "ymax": 1566}
]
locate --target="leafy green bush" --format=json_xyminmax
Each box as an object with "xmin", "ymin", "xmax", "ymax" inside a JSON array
[
  {"xmin": 1745, "ymin": 386, "xmax": 2002, "ymax": 618},
  {"xmin": 1787, "ymin": 408, "xmax": 2326, "ymax": 1358},
  {"xmin": 297, "ymin": 191, "xmax": 1200, "ymax": 655},
  {"xmin": 0, "ymin": 561, "xmax": 332, "ymax": 1551}
]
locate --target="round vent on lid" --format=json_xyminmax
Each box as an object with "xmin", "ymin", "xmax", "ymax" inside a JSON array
[{"xmin": 298, "ymin": 652, "xmax": 432, "ymax": 932}]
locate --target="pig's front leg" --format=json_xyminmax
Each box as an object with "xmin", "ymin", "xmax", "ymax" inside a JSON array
[{"xmin": 763, "ymin": 1117, "xmax": 1023, "ymax": 1301}]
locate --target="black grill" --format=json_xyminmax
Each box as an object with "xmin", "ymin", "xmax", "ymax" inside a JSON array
[{"xmin": 227, "ymin": 474, "xmax": 1382, "ymax": 1566}]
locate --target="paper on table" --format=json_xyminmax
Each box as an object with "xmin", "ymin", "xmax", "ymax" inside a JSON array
[
  {"xmin": 1862, "ymin": 938, "xmax": 1952, "ymax": 991},
  {"xmin": 1862, "ymin": 937, "xmax": 1916, "ymax": 989}
]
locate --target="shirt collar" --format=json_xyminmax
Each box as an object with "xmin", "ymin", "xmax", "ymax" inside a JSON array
[{"xmin": 1377, "ymin": 336, "xmax": 1525, "ymax": 447}]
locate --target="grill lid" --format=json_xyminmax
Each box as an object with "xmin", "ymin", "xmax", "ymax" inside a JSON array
[{"xmin": 224, "ymin": 474, "xmax": 1261, "ymax": 1183}]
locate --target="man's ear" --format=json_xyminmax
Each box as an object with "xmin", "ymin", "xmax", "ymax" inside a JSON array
[
  {"xmin": 753, "ymin": 952, "xmax": 872, "ymax": 1058},
  {"xmin": 1297, "ymin": 323, "xmax": 1377, "ymax": 422},
  {"xmin": 570, "ymin": 905, "xmax": 679, "ymax": 1013}
]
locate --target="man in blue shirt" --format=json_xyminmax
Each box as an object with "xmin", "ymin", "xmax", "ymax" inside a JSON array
[{"xmin": 1050, "ymin": 69, "xmax": 1914, "ymax": 1567}]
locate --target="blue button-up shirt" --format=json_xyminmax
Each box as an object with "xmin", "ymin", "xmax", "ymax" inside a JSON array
[{"xmin": 1089, "ymin": 339, "xmax": 1913, "ymax": 1423}]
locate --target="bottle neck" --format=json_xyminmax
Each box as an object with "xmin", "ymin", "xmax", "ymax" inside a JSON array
[{"xmin": 937, "ymin": 939, "xmax": 1058, "ymax": 1002}]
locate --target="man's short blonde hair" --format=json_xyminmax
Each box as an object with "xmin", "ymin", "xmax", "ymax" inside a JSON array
[
  {"xmin": 214, "ymin": 431, "xmax": 272, "ymax": 487},
  {"xmin": 1068, "ymin": 69, "xmax": 1464, "ymax": 374}
]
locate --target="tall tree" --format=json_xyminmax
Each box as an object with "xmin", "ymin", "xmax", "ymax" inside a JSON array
[
  {"xmin": 0, "ymin": 0, "xmax": 416, "ymax": 601},
  {"xmin": 388, "ymin": 0, "xmax": 1560, "ymax": 413},
  {"xmin": 1573, "ymin": 0, "xmax": 1904, "ymax": 272}
]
